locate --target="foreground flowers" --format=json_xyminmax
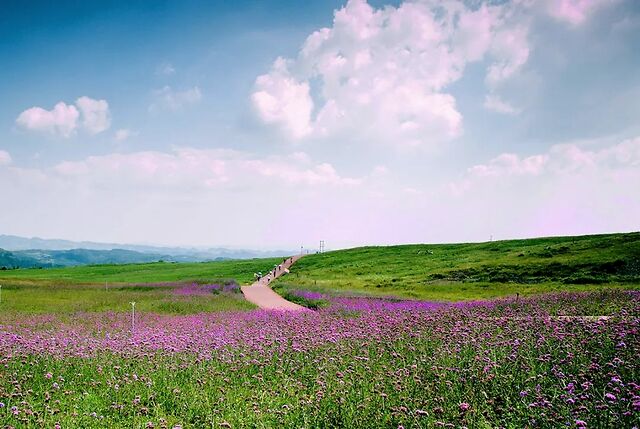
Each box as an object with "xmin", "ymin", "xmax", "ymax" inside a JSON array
[{"xmin": 0, "ymin": 290, "xmax": 638, "ymax": 427}]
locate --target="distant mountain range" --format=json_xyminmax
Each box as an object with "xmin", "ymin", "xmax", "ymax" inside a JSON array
[{"xmin": 0, "ymin": 235, "xmax": 293, "ymax": 269}]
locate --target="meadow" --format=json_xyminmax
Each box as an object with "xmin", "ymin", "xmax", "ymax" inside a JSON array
[
  {"xmin": 273, "ymin": 232, "xmax": 640, "ymax": 301},
  {"xmin": 0, "ymin": 257, "xmax": 285, "ymax": 286},
  {"xmin": 0, "ymin": 234, "xmax": 639, "ymax": 427},
  {"xmin": 0, "ymin": 258, "xmax": 284, "ymax": 315}
]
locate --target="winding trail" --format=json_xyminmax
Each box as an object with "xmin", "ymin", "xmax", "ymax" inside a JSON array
[{"xmin": 241, "ymin": 255, "xmax": 307, "ymax": 311}]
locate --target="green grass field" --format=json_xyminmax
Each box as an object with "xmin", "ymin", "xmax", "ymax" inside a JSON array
[
  {"xmin": 0, "ymin": 257, "xmax": 285, "ymax": 286},
  {"xmin": 0, "ymin": 284, "xmax": 255, "ymax": 316},
  {"xmin": 0, "ymin": 257, "xmax": 285, "ymax": 315},
  {"xmin": 274, "ymin": 232, "xmax": 640, "ymax": 301}
]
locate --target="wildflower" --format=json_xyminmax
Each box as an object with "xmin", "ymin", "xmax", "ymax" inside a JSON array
[
  {"xmin": 45, "ymin": 372, "xmax": 53, "ymax": 379},
  {"xmin": 605, "ymin": 393, "xmax": 617, "ymax": 402},
  {"xmin": 459, "ymin": 402, "xmax": 470, "ymax": 412},
  {"xmin": 519, "ymin": 391, "xmax": 528, "ymax": 397},
  {"xmin": 53, "ymin": 382, "xmax": 60, "ymax": 389},
  {"xmin": 54, "ymin": 424, "xmax": 61, "ymax": 429},
  {"xmin": 575, "ymin": 420, "xmax": 587, "ymax": 427},
  {"xmin": 0, "ymin": 402, "xmax": 4, "ymax": 408}
]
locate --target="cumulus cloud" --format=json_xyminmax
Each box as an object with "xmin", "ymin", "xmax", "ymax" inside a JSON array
[
  {"xmin": 468, "ymin": 138, "xmax": 640, "ymax": 177},
  {"xmin": 16, "ymin": 97, "xmax": 111, "ymax": 137},
  {"xmin": 76, "ymin": 96, "xmax": 111, "ymax": 134},
  {"xmin": 455, "ymin": 137, "xmax": 640, "ymax": 192},
  {"xmin": 150, "ymin": 86, "xmax": 202, "ymax": 111},
  {"xmin": 484, "ymin": 94, "xmax": 521, "ymax": 115},
  {"xmin": 546, "ymin": 0, "xmax": 616, "ymax": 26},
  {"xmin": 251, "ymin": 0, "xmax": 548, "ymax": 147},
  {"xmin": 252, "ymin": 58, "xmax": 313, "ymax": 139},
  {"xmin": 486, "ymin": 24, "xmax": 530, "ymax": 85},
  {"xmin": 0, "ymin": 150, "xmax": 11, "ymax": 166},
  {"xmin": 16, "ymin": 102, "xmax": 80, "ymax": 137}
]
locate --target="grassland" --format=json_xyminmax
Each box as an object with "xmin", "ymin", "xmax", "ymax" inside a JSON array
[
  {"xmin": 0, "ymin": 257, "xmax": 285, "ymax": 286},
  {"xmin": 274, "ymin": 232, "xmax": 640, "ymax": 301},
  {"xmin": 0, "ymin": 257, "xmax": 285, "ymax": 315},
  {"xmin": 0, "ymin": 283, "xmax": 255, "ymax": 315}
]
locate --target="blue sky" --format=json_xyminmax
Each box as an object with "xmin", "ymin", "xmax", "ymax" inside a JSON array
[{"xmin": 1, "ymin": 0, "xmax": 639, "ymax": 249}]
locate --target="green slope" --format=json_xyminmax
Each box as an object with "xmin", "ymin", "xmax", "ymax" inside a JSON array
[{"xmin": 275, "ymin": 232, "xmax": 640, "ymax": 301}]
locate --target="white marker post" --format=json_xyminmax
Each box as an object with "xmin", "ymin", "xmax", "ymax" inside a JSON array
[
  {"xmin": 0, "ymin": 284, "xmax": 2, "ymax": 304},
  {"xmin": 130, "ymin": 301, "xmax": 136, "ymax": 333}
]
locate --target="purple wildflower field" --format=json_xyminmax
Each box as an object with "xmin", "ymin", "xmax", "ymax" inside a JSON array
[{"xmin": 0, "ymin": 290, "xmax": 638, "ymax": 427}]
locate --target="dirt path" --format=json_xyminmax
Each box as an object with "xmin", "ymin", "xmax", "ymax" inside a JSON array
[{"xmin": 240, "ymin": 255, "xmax": 307, "ymax": 311}]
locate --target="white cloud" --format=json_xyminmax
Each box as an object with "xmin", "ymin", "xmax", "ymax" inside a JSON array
[
  {"xmin": 16, "ymin": 97, "xmax": 111, "ymax": 137},
  {"xmin": 484, "ymin": 94, "xmax": 521, "ymax": 115},
  {"xmin": 0, "ymin": 148, "xmax": 367, "ymax": 247},
  {"xmin": 114, "ymin": 129, "xmax": 136, "ymax": 141},
  {"xmin": 252, "ymin": 58, "xmax": 313, "ymax": 139},
  {"xmin": 467, "ymin": 153, "xmax": 548, "ymax": 178},
  {"xmin": 546, "ymin": 0, "xmax": 617, "ymax": 26},
  {"xmin": 444, "ymin": 136, "xmax": 640, "ymax": 240},
  {"xmin": 250, "ymin": 0, "xmax": 549, "ymax": 147},
  {"xmin": 16, "ymin": 102, "xmax": 80, "ymax": 137},
  {"xmin": 76, "ymin": 96, "xmax": 111, "ymax": 134},
  {"xmin": 156, "ymin": 62, "xmax": 176, "ymax": 76},
  {"xmin": 150, "ymin": 86, "xmax": 202, "ymax": 111},
  {"xmin": 486, "ymin": 24, "xmax": 530, "ymax": 85},
  {"xmin": 52, "ymin": 148, "xmax": 362, "ymax": 189},
  {"xmin": 0, "ymin": 150, "xmax": 11, "ymax": 166}
]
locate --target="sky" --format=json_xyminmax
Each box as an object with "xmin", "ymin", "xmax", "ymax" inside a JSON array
[{"xmin": 1, "ymin": 0, "xmax": 639, "ymax": 250}]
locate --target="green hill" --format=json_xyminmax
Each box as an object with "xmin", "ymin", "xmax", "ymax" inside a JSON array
[{"xmin": 275, "ymin": 232, "xmax": 640, "ymax": 301}]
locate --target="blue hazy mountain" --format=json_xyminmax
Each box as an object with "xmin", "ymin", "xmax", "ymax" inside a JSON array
[{"xmin": 0, "ymin": 235, "xmax": 293, "ymax": 269}]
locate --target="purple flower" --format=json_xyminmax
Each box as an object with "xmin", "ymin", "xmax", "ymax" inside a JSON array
[
  {"xmin": 459, "ymin": 402, "xmax": 470, "ymax": 412},
  {"xmin": 575, "ymin": 420, "xmax": 587, "ymax": 427},
  {"xmin": 605, "ymin": 393, "xmax": 617, "ymax": 402}
]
